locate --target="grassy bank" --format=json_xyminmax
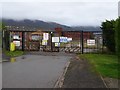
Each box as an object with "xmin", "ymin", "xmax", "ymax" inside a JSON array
[
  {"xmin": 79, "ymin": 54, "xmax": 119, "ymax": 79},
  {"xmin": 3, "ymin": 50, "xmax": 24, "ymax": 57}
]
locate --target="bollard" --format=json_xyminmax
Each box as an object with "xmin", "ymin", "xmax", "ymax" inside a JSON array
[{"xmin": 10, "ymin": 42, "xmax": 15, "ymax": 51}]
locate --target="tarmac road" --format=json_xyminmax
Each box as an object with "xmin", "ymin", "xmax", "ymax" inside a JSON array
[{"xmin": 2, "ymin": 52, "xmax": 73, "ymax": 88}]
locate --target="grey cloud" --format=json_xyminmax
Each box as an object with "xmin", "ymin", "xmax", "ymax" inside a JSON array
[
  {"xmin": 1, "ymin": 2, "xmax": 118, "ymax": 26},
  {"xmin": 0, "ymin": 0, "xmax": 119, "ymax": 2}
]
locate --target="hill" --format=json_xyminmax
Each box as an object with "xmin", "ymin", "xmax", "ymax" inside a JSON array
[{"xmin": 2, "ymin": 19, "xmax": 102, "ymax": 32}]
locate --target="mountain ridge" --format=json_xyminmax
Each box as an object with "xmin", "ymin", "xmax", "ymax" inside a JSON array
[{"xmin": 2, "ymin": 19, "xmax": 102, "ymax": 31}]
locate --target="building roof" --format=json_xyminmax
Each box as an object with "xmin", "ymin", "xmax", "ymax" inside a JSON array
[
  {"xmin": 5, "ymin": 26, "xmax": 102, "ymax": 32},
  {"xmin": 6, "ymin": 26, "xmax": 36, "ymax": 31},
  {"xmin": 5, "ymin": 26, "xmax": 55, "ymax": 32}
]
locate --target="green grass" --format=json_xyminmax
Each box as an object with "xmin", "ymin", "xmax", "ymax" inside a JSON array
[
  {"xmin": 79, "ymin": 54, "xmax": 119, "ymax": 79},
  {"xmin": 3, "ymin": 50, "xmax": 24, "ymax": 57}
]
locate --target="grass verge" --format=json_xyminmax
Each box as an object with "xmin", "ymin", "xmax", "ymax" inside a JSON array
[
  {"xmin": 79, "ymin": 54, "xmax": 119, "ymax": 79},
  {"xmin": 3, "ymin": 50, "xmax": 24, "ymax": 57}
]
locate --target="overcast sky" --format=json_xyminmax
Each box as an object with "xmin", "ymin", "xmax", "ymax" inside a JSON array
[{"xmin": 0, "ymin": 0, "xmax": 119, "ymax": 26}]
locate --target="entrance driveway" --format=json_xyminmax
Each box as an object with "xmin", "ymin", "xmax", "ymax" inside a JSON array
[{"xmin": 2, "ymin": 52, "xmax": 73, "ymax": 88}]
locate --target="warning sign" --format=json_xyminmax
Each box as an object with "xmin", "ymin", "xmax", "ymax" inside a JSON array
[{"xmin": 87, "ymin": 39, "xmax": 95, "ymax": 46}]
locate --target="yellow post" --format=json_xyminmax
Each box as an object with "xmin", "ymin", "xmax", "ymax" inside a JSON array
[{"xmin": 10, "ymin": 42, "xmax": 15, "ymax": 51}]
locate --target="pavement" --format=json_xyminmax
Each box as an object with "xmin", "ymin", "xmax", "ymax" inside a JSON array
[
  {"xmin": 62, "ymin": 56, "xmax": 106, "ymax": 88},
  {"xmin": 0, "ymin": 63, "xmax": 2, "ymax": 90},
  {"xmin": 2, "ymin": 53, "xmax": 10, "ymax": 62},
  {"xmin": 0, "ymin": 48, "xmax": 2, "ymax": 89},
  {"xmin": 0, "ymin": 52, "xmax": 1, "ymax": 61},
  {"xmin": 2, "ymin": 52, "xmax": 73, "ymax": 88}
]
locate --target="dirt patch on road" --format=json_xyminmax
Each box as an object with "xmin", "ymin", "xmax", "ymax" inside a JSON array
[{"xmin": 62, "ymin": 56, "xmax": 106, "ymax": 88}]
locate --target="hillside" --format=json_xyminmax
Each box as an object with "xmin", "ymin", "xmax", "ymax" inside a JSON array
[{"xmin": 2, "ymin": 19, "xmax": 102, "ymax": 32}]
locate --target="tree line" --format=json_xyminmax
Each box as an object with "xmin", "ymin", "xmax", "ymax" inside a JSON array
[{"xmin": 101, "ymin": 17, "xmax": 120, "ymax": 58}]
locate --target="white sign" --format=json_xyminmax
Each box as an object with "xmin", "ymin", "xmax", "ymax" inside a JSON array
[
  {"xmin": 13, "ymin": 41, "xmax": 20, "ymax": 46},
  {"xmin": 43, "ymin": 33, "xmax": 49, "ymax": 40},
  {"xmin": 87, "ymin": 39, "xmax": 95, "ymax": 46},
  {"xmin": 60, "ymin": 37, "xmax": 67, "ymax": 42},
  {"xmin": 52, "ymin": 37, "xmax": 59, "ymax": 42},
  {"xmin": 67, "ymin": 38, "xmax": 72, "ymax": 42},
  {"xmin": 13, "ymin": 35, "xmax": 20, "ymax": 39},
  {"xmin": 31, "ymin": 35, "xmax": 39, "ymax": 40},
  {"xmin": 42, "ymin": 40, "xmax": 47, "ymax": 45}
]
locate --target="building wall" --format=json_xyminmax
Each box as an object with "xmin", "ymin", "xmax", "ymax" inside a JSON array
[{"xmin": 63, "ymin": 32, "xmax": 91, "ymax": 40}]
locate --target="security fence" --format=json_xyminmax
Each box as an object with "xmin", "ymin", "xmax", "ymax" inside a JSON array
[
  {"xmin": 41, "ymin": 31, "xmax": 103, "ymax": 54},
  {"xmin": 4, "ymin": 26, "xmax": 103, "ymax": 54}
]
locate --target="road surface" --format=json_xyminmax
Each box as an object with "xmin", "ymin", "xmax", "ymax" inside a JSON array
[{"xmin": 2, "ymin": 52, "xmax": 73, "ymax": 88}]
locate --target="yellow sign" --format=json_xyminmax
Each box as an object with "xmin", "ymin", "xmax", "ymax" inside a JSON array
[
  {"xmin": 42, "ymin": 40, "xmax": 47, "ymax": 45},
  {"xmin": 10, "ymin": 42, "xmax": 15, "ymax": 51},
  {"xmin": 55, "ymin": 43, "xmax": 60, "ymax": 47}
]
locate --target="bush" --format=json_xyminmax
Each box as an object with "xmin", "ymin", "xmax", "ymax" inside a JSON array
[
  {"xmin": 3, "ymin": 50, "xmax": 24, "ymax": 57},
  {"xmin": 101, "ymin": 20, "xmax": 116, "ymax": 53},
  {"xmin": 115, "ymin": 17, "xmax": 120, "ymax": 59}
]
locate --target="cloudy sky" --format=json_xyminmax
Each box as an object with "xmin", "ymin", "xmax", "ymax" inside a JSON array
[{"xmin": 0, "ymin": 0, "xmax": 119, "ymax": 26}]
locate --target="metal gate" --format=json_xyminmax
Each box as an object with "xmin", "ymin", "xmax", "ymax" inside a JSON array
[
  {"xmin": 58, "ymin": 31, "xmax": 81, "ymax": 53},
  {"xmin": 8, "ymin": 29, "xmax": 102, "ymax": 53},
  {"xmin": 36, "ymin": 31, "xmax": 103, "ymax": 54},
  {"xmin": 82, "ymin": 31, "xmax": 103, "ymax": 54}
]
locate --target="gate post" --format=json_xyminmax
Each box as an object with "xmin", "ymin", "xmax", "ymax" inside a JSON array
[
  {"xmin": 80, "ymin": 31, "xmax": 84, "ymax": 54},
  {"xmin": 22, "ymin": 32, "xmax": 25, "ymax": 51},
  {"xmin": 51, "ymin": 32, "xmax": 53, "ymax": 52}
]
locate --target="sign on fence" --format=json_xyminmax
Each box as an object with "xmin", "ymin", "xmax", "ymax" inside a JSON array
[
  {"xmin": 55, "ymin": 43, "xmax": 60, "ymax": 47},
  {"xmin": 43, "ymin": 33, "xmax": 49, "ymax": 40},
  {"xmin": 60, "ymin": 37, "xmax": 67, "ymax": 43},
  {"xmin": 42, "ymin": 40, "xmax": 47, "ymax": 45},
  {"xmin": 52, "ymin": 37, "xmax": 59, "ymax": 42},
  {"xmin": 13, "ymin": 35, "xmax": 20, "ymax": 39},
  {"xmin": 13, "ymin": 41, "xmax": 20, "ymax": 46},
  {"xmin": 67, "ymin": 38, "xmax": 72, "ymax": 42},
  {"xmin": 87, "ymin": 39, "xmax": 95, "ymax": 46}
]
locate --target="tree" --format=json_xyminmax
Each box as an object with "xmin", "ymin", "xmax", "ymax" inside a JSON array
[
  {"xmin": 115, "ymin": 17, "xmax": 120, "ymax": 58},
  {"xmin": 101, "ymin": 20, "xmax": 116, "ymax": 53},
  {"xmin": 0, "ymin": 22, "xmax": 2, "ymax": 30},
  {"xmin": 0, "ymin": 22, "xmax": 2, "ymax": 47},
  {"xmin": 1, "ymin": 22, "xmax": 10, "ymax": 50}
]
